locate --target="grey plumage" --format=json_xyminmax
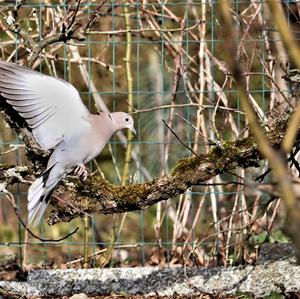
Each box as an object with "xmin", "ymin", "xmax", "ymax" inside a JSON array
[{"xmin": 0, "ymin": 61, "xmax": 135, "ymax": 226}]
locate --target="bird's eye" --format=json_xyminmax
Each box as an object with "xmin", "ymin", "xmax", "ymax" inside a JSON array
[{"xmin": 125, "ymin": 118, "xmax": 129, "ymax": 122}]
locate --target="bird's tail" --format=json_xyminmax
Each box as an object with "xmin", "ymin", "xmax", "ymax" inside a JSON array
[{"xmin": 28, "ymin": 164, "xmax": 58, "ymax": 226}]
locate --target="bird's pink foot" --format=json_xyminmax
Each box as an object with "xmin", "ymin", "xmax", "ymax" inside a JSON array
[{"xmin": 74, "ymin": 163, "xmax": 88, "ymax": 181}]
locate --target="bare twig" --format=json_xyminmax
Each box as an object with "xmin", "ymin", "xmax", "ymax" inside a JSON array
[
  {"xmin": 0, "ymin": 12, "xmax": 35, "ymax": 51},
  {"xmin": 80, "ymin": 0, "xmax": 108, "ymax": 34},
  {"xmin": 87, "ymin": 20, "xmax": 201, "ymax": 36},
  {"xmin": 130, "ymin": 103, "xmax": 244, "ymax": 115},
  {"xmin": 16, "ymin": 0, "xmax": 26, "ymax": 10},
  {"xmin": 162, "ymin": 119, "xmax": 203, "ymax": 160},
  {"xmin": 3, "ymin": 190, "xmax": 79, "ymax": 242}
]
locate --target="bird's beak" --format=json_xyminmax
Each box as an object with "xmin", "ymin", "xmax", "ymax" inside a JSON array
[{"xmin": 129, "ymin": 126, "xmax": 136, "ymax": 135}]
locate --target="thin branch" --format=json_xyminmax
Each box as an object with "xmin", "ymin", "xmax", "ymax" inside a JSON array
[
  {"xmin": 129, "ymin": 103, "xmax": 244, "ymax": 115},
  {"xmin": 4, "ymin": 190, "xmax": 79, "ymax": 242},
  {"xmin": 80, "ymin": 0, "xmax": 108, "ymax": 34},
  {"xmin": 122, "ymin": 2, "xmax": 134, "ymax": 185},
  {"xmin": 87, "ymin": 20, "xmax": 201, "ymax": 35},
  {"xmin": 0, "ymin": 12, "xmax": 35, "ymax": 51},
  {"xmin": 26, "ymin": 1, "xmax": 108, "ymax": 66},
  {"xmin": 164, "ymin": 15, "xmax": 186, "ymax": 169},
  {"xmin": 16, "ymin": 0, "xmax": 26, "ymax": 10},
  {"xmin": 244, "ymin": 71, "xmax": 292, "ymax": 109},
  {"xmin": 162, "ymin": 119, "xmax": 202, "ymax": 160},
  {"xmin": 65, "ymin": 0, "xmax": 82, "ymax": 32},
  {"xmin": 175, "ymin": 113, "xmax": 216, "ymax": 146},
  {"xmin": 0, "ymin": 144, "xmax": 25, "ymax": 156}
]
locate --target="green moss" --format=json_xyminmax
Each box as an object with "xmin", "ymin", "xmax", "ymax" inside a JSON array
[
  {"xmin": 75, "ymin": 196, "xmax": 97, "ymax": 211},
  {"xmin": 209, "ymin": 145, "xmax": 224, "ymax": 161},
  {"xmin": 114, "ymin": 183, "xmax": 152, "ymax": 207},
  {"xmin": 235, "ymin": 135, "xmax": 256, "ymax": 149},
  {"xmin": 208, "ymin": 135, "xmax": 262, "ymax": 170},
  {"xmin": 172, "ymin": 156, "xmax": 202, "ymax": 175},
  {"xmin": 263, "ymin": 291, "xmax": 285, "ymax": 299},
  {"xmin": 74, "ymin": 176, "xmax": 153, "ymax": 209},
  {"xmin": 208, "ymin": 142, "xmax": 237, "ymax": 166}
]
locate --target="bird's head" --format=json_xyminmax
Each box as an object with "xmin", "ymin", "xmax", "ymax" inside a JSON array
[{"xmin": 109, "ymin": 112, "xmax": 136, "ymax": 135}]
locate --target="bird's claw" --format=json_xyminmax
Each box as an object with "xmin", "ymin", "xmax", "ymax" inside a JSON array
[{"xmin": 74, "ymin": 163, "xmax": 88, "ymax": 181}]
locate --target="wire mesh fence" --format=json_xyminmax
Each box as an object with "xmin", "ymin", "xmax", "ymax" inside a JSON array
[{"xmin": 0, "ymin": 0, "xmax": 295, "ymax": 270}]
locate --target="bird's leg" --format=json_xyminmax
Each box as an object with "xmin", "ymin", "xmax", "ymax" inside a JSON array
[{"xmin": 73, "ymin": 163, "xmax": 88, "ymax": 181}]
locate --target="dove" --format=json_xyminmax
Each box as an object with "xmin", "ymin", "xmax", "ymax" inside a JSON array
[{"xmin": 0, "ymin": 61, "xmax": 135, "ymax": 226}]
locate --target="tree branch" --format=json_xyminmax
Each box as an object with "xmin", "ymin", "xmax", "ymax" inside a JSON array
[
  {"xmin": 0, "ymin": 2, "xmax": 108, "ymax": 67},
  {"xmin": 0, "ymin": 117, "xmax": 290, "ymax": 225}
]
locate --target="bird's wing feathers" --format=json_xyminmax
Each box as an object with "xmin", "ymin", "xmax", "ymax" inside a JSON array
[{"xmin": 0, "ymin": 61, "xmax": 91, "ymax": 150}]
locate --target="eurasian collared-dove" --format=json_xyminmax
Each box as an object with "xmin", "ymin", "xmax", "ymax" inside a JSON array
[{"xmin": 0, "ymin": 61, "xmax": 135, "ymax": 226}]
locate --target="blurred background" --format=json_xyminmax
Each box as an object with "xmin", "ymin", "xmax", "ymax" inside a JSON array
[{"xmin": 0, "ymin": 0, "xmax": 296, "ymax": 269}]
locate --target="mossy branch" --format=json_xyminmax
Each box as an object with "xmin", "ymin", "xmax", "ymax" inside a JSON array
[{"xmin": 0, "ymin": 117, "xmax": 290, "ymax": 225}]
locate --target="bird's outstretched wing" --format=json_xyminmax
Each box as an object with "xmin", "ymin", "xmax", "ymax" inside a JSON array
[{"xmin": 0, "ymin": 61, "xmax": 91, "ymax": 150}]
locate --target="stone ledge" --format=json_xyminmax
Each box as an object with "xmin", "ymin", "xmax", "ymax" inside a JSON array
[{"xmin": 0, "ymin": 244, "xmax": 299, "ymax": 298}]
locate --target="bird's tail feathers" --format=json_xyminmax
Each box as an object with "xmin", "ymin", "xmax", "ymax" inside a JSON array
[
  {"xmin": 28, "ymin": 165, "xmax": 57, "ymax": 226},
  {"xmin": 28, "ymin": 199, "xmax": 48, "ymax": 227}
]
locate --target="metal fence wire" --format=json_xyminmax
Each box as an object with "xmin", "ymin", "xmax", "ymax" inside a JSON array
[{"xmin": 0, "ymin": 0, "xmax": 295, "ymax": 269}]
